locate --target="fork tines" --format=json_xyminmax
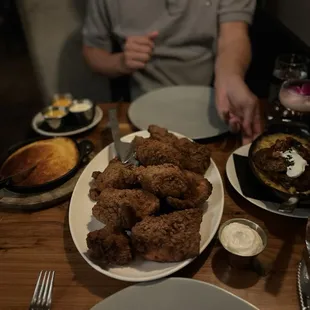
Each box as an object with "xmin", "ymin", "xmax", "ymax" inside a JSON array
[{"xmin": 29, "ymin": 270, "xmax": 55, "ymax": 310}]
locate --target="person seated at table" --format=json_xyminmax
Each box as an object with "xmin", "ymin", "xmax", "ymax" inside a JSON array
[{"xmin": 82, "ymin": 0, "xmax": 262, "ymax": 144}]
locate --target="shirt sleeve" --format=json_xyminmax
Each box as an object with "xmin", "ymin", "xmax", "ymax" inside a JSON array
[
  {"xmin": 82, "ymin": 0, "xmax": 112, "ymax": 51},
  {"xmin": 218, "ymin": 0, "xmax": 256, "ymax": 25}
]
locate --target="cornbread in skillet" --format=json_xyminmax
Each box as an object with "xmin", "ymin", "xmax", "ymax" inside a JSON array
[{"xmin": 0, "ymin": 137, "xmax": 79, "ymax": 186}]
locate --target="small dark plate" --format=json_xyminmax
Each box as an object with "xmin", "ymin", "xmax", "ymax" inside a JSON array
[
  {"xmin": 248, "ymin": 122, "xmax": 310, "ymax": 203},
  {"xmin": 0, "ymin": 137, "xmax": 94, "ymax": 193}
]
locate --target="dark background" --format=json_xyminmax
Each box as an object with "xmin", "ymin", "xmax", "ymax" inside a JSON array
[{"xmin": 0, "ymin": 1, "xmax": 309, "ymax": 153}]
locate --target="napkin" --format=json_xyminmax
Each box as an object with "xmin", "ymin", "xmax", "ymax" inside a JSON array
[{"xmin": 233, "ymin": 154, "xmax": 282, "ymax": 203}]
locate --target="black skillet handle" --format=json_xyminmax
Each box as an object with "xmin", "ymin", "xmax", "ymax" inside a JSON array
[
  {"xmin": 266, "ymin": 121, "xmax": 310, "ymax": 136},
  {"xmin": 78, "ymin": 140, "xmax": 94, "ymax": 164},
  {"xmin": 0, "ymin": 176, "xmax": 10, "ymax": 190}
]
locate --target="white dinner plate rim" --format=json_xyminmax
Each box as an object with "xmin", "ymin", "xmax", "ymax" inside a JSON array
[
  {"xmin": 91, "ymin": 277, "xmax": 259, "ymax": 310},
  {"xmin": 31, "ymin": 105, "xmax": 103, "ymax": 137},
  {"xmin": 128, "ymin": 86, "xmax": 228, "ymax": 140},
  {"xmin": 69, "ymin": 130, "xmax": 224, "ymax": 282},
  {"xmin": 226, "ymin": 143, "xmax": 310, "ymax": 219}
]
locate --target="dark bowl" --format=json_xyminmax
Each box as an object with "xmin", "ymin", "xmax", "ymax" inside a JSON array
[
  {"xmin": 248, "ymin": 122, "xmax": 310, "ymax": 203},
  {"xmin": 0, "ymin": 137, "xmax": 94, "ymax": 193}
]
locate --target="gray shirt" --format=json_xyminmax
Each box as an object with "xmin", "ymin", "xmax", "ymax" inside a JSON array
[{"xmin": 83, "ymin": 0, "xmax": 256, "ymax": 99}]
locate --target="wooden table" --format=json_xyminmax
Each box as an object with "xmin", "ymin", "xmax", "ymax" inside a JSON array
[{"xmin": 0, "ymin": 103, "xmax": 306, "ymax": 310}]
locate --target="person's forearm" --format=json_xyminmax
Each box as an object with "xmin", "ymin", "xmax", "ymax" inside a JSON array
[
  {"xmin": 215, "ymin": 23, "xmax": 251, "ymax": 84},
  {"xmin": 83, "ymin": 46, "xmax": 127, "ymax": 78}
]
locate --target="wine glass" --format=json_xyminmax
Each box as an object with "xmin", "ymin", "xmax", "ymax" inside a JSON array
[
  {"xmin": 279, "ymin": 79, "xmax": 310, "ymax": 118},
  {"xmin": 267, "ymin": 54, "xmax": 308, "ymax": 122}
]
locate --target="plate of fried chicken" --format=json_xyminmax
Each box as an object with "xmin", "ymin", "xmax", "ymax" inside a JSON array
[{"xmin": 69, "ymin": 125, "xmax": 224, "ymax": 282}]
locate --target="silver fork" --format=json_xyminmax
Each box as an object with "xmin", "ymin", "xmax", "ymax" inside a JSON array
[{"xmin": 29, "ymin": 270, "xmax": 55, "ymax": 310}]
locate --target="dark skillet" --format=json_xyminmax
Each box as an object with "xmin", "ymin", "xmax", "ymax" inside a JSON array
[
  {"xmin": 0, "ymin": 137, "xmax": 94, "ymax": 193},
  {"xmin": 248, "ymin": 122, "xmax": 310, "ymax": 208}
]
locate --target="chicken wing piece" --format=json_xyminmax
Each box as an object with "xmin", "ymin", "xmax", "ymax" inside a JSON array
[
  {"xmin": 93, "ymin": 188, "xmax": 160, "ymax": 229},
  {"xmin": 134, "ymin": 137, "xmax": 183, "ymax": 167},
  {"xmin": 148, "ymin": 125, "xmax": 211, "ymax": 175},
  {"xmin": 89, "ymin": 158, "xmax": 138, "ymax": 201},
  {"xmin": 176, "ymin": 138, "xmax": 211, "ymax": 175},
  {"xmin": 148, "ymin": 125, "xmax": 179, "ymax": 145},
  {"xmin": 132, "ymin": 209, "xmax": 202, "ymax": 262},
  {"xmin": 86, "ymin": 227, "xmax": 132, "ymax": 265},
  {"xmin": 166, "ymin": 170, "xmax": 212, "ymax": 210},
  {"xmin": 136, "ymin": 164, "xmax": 188, "ymax": 198}
]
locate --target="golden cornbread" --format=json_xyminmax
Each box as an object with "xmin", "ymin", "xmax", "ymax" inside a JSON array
[{"xmin": 0, "ymin": 137, "xmax": 79, "ymax": 186}]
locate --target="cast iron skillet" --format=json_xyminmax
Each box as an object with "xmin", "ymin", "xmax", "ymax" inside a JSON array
[
  {"xmin": 0, "ymin": 137, "xmax": 94, "ymax": 193},
  {"xmin": 248, "ymin": 122, "xmax": 310, "ymax": 211}
]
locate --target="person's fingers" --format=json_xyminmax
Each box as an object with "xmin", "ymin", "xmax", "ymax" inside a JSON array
[
  {"xmin": 215, "ymin": 92, "xmax": 230, "ymax": 123},
  {"xmin": 242, "ymin": 133, "xmax": 252, "ymax": 145},
  {"xmin": 228, "ymin": 114, "xmax": 241, "ymax": 133},
  {"xmin": 252, "ymin": 104, "xmax": 264, "ymax": 139},
  {"xmin": 125, "ymin": 59, "xmax": 146, "ymax": 70},
  {"xmin": 127, "ymin": 36, "xmax": 154, "ymax": 48},
  {"xmin": 147, "ymin": 31, "xmax": 159, "ymax": 40},
  {"xmin": 126, "ymin": 51, "xmax": 150, "ymax": 63},
  {"xmin": 241, "ymin": 99, "xmax": 256, "ymax": 138},
  {"xmin": 129, "ymin": 43, "xmax": 152, "ymax": 55}
]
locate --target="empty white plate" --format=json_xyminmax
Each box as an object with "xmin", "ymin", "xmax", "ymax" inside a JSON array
[
  {"xmin": 91, "ymin": 278, "xmax": 258, "ymax": 310},
  {"xmin": 128, "ymin": 86, "xmax": 228, "ymax": 140}
]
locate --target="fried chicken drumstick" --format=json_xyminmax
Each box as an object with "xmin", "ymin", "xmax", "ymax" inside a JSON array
[
  {"xmin": 86, "ymin": 227, "xmax": 132, "ymax": 265},
  {"xmin": 132, "ymin": 209, "xmax": 202, "ymax": 262},
  {"xmin": 166, "ymin": 170, "xmax": 212, "ymax": 210},
  {"xmin": 136, "ymin": 164, "xmax": 188, "ymax": 198},
  {"xmin": 89, "ymin": 158, "xmax": 138, "ymax": 201},
  {"xmin": 92, "ymin": 188, "xmax": 160, "ymax": 229}
]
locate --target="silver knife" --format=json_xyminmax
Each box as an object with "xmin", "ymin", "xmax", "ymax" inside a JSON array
[
  {"xmin": 108, "ymin": 109, "xmax": 134, "ymax": 163},
  {"xmin": 298, "ymin": 261, "xmax": 310, "ymax": 310}
]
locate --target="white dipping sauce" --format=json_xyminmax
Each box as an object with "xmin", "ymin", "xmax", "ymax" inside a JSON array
[
  {"xmin": 221, "ymin": 223, "xmax": 263, "ymax": 256},
  {"xmin": 70, "ymin": 100, "xmax": 92, "ymax": 113},
  {"xmin": 281, "ymin": 148, "xmax": 308, "ymax": 178}
]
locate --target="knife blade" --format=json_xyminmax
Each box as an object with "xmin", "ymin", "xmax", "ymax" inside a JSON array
[
  {"xmin": 108, "ymin": 109, "xmax": 133, "ymax": 163},
  {"xmin": 298, "ymin": 261, "xmax": 310, "ymax": 310}
]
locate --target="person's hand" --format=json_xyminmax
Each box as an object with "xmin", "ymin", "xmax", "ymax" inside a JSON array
[
  {"xmin": 215, "ymin": 76, "xmax": 263, "ymax": 145},
  {"xmin": 121, "ymin": 31, "xmax": 159, "ymax": 74}
]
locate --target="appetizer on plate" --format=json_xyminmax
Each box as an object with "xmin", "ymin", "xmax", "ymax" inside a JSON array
[
  {"xmin": 250, "ymin": 133, "xmax": 310, "ymax": 195},
  {"xmin": 86, "ymin": 125, "xmax": 212, "ymax": 266}
]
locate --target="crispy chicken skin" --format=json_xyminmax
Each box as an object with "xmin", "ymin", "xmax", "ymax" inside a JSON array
[
  {"xmin": 176, "ymin": 138, "xmax": 211, "ymax": 175},
  {"xmin": 86, "ymin": 227, "xmax": 132, "ymax": 265},
  {"xmin": 147, "ymin": 125, "xmax": 211, "ymax": 175},
  {"xmin": 93, "ymin": 189, "xmax": 160, "ymax": 229},
  {"xmin": 148, "ymin": 125, "xmax": 179, "ymax": 145},
  {"xmin": 89, "ymin": 158, "xmax": 138, "ymax": 201},
  {"xmin": 134, "ymin": 137, "xmax": 183, "ymax": 167},
  {"xmin": 132, "ymin": 209, "xmax": 202, "ymax": 262},
  {"xmin": 136, "ymin": 164, "xmax": 188, "ymax": 198},
  {"xmin": 167, "ymin": 171, "xmax": 212, "ymax": 210}
]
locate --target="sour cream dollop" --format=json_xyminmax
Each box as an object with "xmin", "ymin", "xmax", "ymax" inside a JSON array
[
  {"xmin": 281, "ymin": 148, "xmax": 308, "ymax": 178},
  {"xmin": 220, "ymin": 223, "xmax": 264, "ymax": 256}
]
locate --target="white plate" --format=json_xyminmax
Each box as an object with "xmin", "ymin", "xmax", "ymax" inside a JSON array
[
  {"xmin": 69, "ymin": 130, "xmax": 224, "ymax": 282},
  {"xmin": 128, "ymin": 86, "xmax": 228, "ymax": 140},
  {"xmin": 226, "ymin": 144, "xmax": 310, "ymax": 219},
  {"xmin": 31, "ymin": 105, "xmax": 103, "ymax": 137},
  {"xmin": 91, "ymin": 277, "xmax": 258, "ymax": 310}
]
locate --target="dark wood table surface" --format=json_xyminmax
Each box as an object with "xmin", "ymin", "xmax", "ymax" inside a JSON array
[{"xmin": 0, "ymin": 103, "xmax": 306, "ymax": 310}]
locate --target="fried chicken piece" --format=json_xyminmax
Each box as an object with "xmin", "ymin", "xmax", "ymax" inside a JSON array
[
  {"xmin": 148, "ymin": 125, "xmax": 211, "ymax": 175},
  {"xmin": 148, "ymin": 125, "xmax": 179, "ymax": 145},
  {"xmin": 176, "ymin": 138, "xmax": 211, "ymax": 175},
  {"xmin": 132, "ymin": 209, "xmax": 202, "ymax": 262},
  {"xmin": 167, "ymin": 171, "xmax": 212, "ymax": 209},
  {"xmin": 86, "ymin": 227, "xmax": 132, "ymax": 265},
  {"xmin": 134, "ymin": 137, "xmax": 183, "ymax": 167},
  {"xmin": 136, "ymin": 164, "xmax": 188, "ymax": 198},
  {"xmin": 93, "ymin": 189, "xmax": 160, "ymax": 229},
  {"xmin": 89, "ymin": 158, "xmax": 138, "ymax": 201}
]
